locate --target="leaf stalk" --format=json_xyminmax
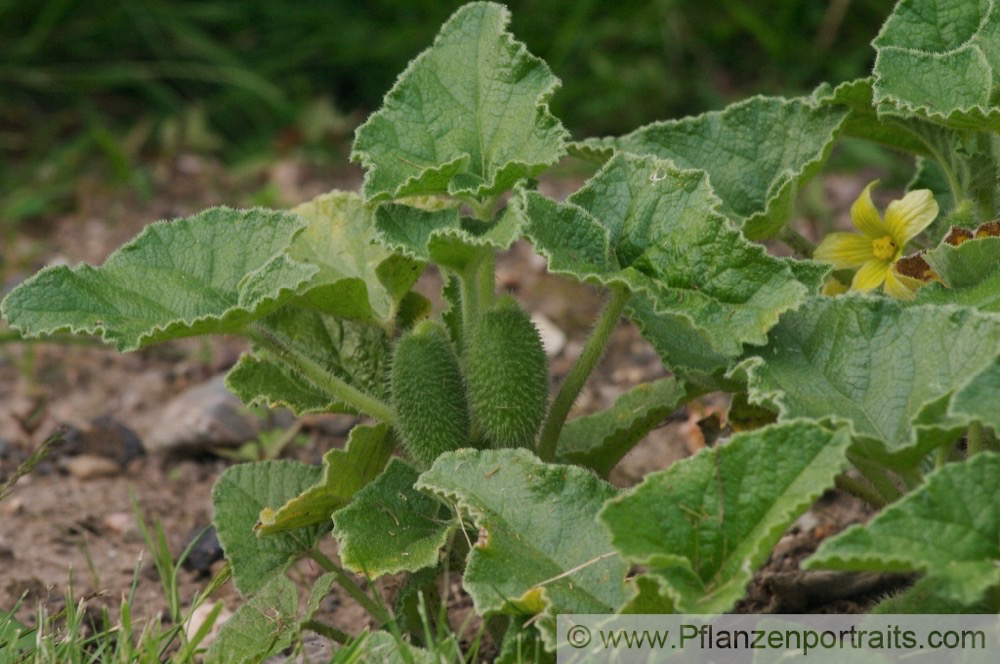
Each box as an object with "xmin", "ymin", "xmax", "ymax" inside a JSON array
[
  {"xmin": 306, "ymin": 549, "xmax": 390, "ymax": 625},
  {"xmin": 537, "ymin": 284, "xmax": 630, "ymax": 462},
  {"xmin": 248, "ymin": 328, "xmax": 397, "ymax": 426}
]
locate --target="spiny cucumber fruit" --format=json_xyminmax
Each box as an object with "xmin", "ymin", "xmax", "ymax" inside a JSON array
[
  {"xmin": 391, "ymin": 320, "xmax": 470, "ymax": 467},
  {"xmin": 466, "ymin": 296, "xmax": 548, "ymax": 448}
]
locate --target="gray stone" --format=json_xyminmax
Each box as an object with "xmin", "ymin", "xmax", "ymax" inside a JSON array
[{"xmin": 144, "ymin": 375, "xmax": 259, "ymax": 454}]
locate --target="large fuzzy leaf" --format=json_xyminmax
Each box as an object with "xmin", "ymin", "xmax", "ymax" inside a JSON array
[
  {"xmin": 226, "ymin": 307, "xmax": 392, "ymax": 415},
  {"xmin": 518, "ymin": 153, "xmax": 820, "ymax": 376},
  {"xmin": 807, "ymin": 453, "xmax": 1000, "ymax": 607},
  {"xmin": 416, "ymin": 449, "xmax": 627, "ymax": 649},
  {"xmin": 0, "ymin": 208, "xmax": 313, "ymax": 351},
  {"xmin": 374, "ymin": 202, "xmax": 525, "ymax": 273},
  {"xmin": 287, "ymin": 190, "xmax": 424, "ymax": 324},
  {"xmin": 212, "ymin": 460, "xmax": 325, "ymax": 596},
  {"xmin": 256, "ymin": 424, "xmax": 395, "ymax": 535},
  {"xmin": 351, "ymin": 2, "xmax": 567, "ymax": 203},
  {"xmin": 872, "ymin": 0, "xmax": 1000, "ymax": 130},
  {"xmin": 812, "ymin": 78, "xmax": 930, "ymax": 156},
  {"xmin": 601, "ymin": 422, "xmax": 851, "ymax": 613},
  {"xmin": 334, "ymin": 458, "xmax": 452, "ymax": 576},
  {"xmin": 558, "ymin": 377, "xmax": 697, "ymax": 476},
  {"xmin": 571, "ymin": 96, "xmax": 847, "ymax": 239},
  {"xmin": 204, "ymin": 572, "xmax": 336, "ymax": 664},
  {"xmin": 924, "ymin": 235, "xmax": 1000, "ymax": 290},
  {"xmin": 736, "ymin": 295, "xmax": 1000, "ymax": 465}
]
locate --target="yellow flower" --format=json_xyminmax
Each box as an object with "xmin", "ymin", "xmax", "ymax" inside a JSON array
[{"xmin": 814, "ymin": 181, "xmax": 938, "ymax": 298}]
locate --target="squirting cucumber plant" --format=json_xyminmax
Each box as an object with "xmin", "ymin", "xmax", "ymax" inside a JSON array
[{"xmin": 3, "ymin": 0, "xmax": 1000, "ymax": 660}]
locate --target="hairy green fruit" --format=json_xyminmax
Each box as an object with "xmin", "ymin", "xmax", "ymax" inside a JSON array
[
  {"xmin": 391, "ymin": 320, "xmax": 470, "ymax": 467},
  {"xmin": 466, "ymin": 297, "xmax": 548, "ymax": 448}
]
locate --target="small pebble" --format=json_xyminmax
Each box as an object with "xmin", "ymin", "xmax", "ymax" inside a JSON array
[
  {"xmin": 64, "ymin": 454, "xmax": 121, "ymax": 480},
  {"xmin": 144, "ymin": 375, "xmax": 260, "ymax": 454},
  {"xmin": 102, "ymin": 512, "xmax": 135, "ymax": 537},
  {"xmin": 1, "ymin": 498, "xmax": 25, "ymax": 516},
  {"xmin": 181, "ymin": 524, "xmax": 225, "ymax": 575}
]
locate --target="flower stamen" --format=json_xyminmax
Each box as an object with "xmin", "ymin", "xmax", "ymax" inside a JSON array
[{"xmin": 871, "ymin": 235, "xmax": 897, "ymax": 261}]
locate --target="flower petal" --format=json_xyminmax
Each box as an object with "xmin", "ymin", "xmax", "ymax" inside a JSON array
[
  {"xmin": 822, "ymin": 277, "xmax": 849, "ymax": 296},
  {"xmin": 884, "ymin": 267, "xmax": 920, "ymax": 300},
  {"xmin": 850, "ymin": 259, "xmax": 890, "ymax": 291},
  {"xmin": 814, "ymin": 233, "xmax": 875, "ymax": 269},
  {"xmin": 850, "ymin": 181, "xmax": 889, "ymax": 238},
  {"xmin": 884, "ymin": 189, "xmax": 939, "ymax": 245}
]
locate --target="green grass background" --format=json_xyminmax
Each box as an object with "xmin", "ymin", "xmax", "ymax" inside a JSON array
[{"xmin": 0, "ymin": 0, "xmax": 894, "ymax": 224}]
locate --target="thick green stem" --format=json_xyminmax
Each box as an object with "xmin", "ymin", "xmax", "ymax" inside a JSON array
[
  {"xmin": 249, "ymin": 328, "xmax": 396, "ymax": 426},
  {"xmin": 966, "ymin": 421, "xmax": 985, "ymax": 457},
  {"xmin": 301, "ymin": 619, "xmax": 349, "ymax": 644},
  {"xmin": 936, "ymin": 444, "xmax": 952, "ymax": 469},
  {"xmin": 458, "ymin": 266, "xmax": 481, "ymax": 344},
  {"xmin": 835, "ymin": 474, "xmax": 887, "ymax": 509},
  {"xmin": 891, "ymin": 120, "xmax": 964, "ymax": 205},
  {"xmin": 779, "ymin": 227, "xmax": 816, "ymax": 258},
  {"xmin": 537, "ymin": 285, "xmax": 630, "ymax": 462},
  {"xmin": 898, "ymin": 467, "xmax": 923, "ymax": 491},
  {"xmin": 848, "ymin": 452, "xmax": 902, "ymax": 503},
  {"xmin": 306, "ymin": 550, "xmax": 389, "ymax": 625},
  {"xmin": 983, "ymin": 428, "xmax": 1000, "ymax": 453},
  {"xmin": 477, "ymin": 251, "xmax": 496, "ymax": 310}
]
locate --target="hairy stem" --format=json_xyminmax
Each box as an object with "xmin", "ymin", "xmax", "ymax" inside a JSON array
[
  {"xmin": 848, "ymin": 452, "xmax": 902, "ymax": 503},
  {"xmin": 835, "ymin": 474, "xmax": 887, "ymax": 509},
  {"xmin": 898, "ymin": 466, "xmax": 923, "ymax": 491},
  {"xmin": 248, "ymin": 328, "xmax": 396, "ymax": 426},
  {"xmin": 306, "ymin": 550, "xmax": 389, "ymax": 625},
  {"xmin": 966, "ymin": 421, "xmax": 985, "ymax": 457},
  {"xmin": 778, "ymin": 227, "xmax": 816, "ymax": 258},
  {"xmin": 892, "ymin": 120, "xmax": 964, "ymax": 204},
  {"xmin": 537, "ymin": 284, "xmax": 630, "ymax": 462},
  {"xmin": 477, "ymin": 250, "xmax": 496, "ymax": 310},
  {"xmin": 458, "ymin": 265, "xmax": 481, "ymax": 345},
  {"xmin": 301, "ymin": 619, "xmax": 349, "ymax": 644}
]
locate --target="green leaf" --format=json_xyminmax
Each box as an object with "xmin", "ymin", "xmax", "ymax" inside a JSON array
[
  {"xmin": 416, "ymin": 448, "xmax": 627, "ymax": 649},
  {"xmin": 212, "ymin": 460, "xmax": 325, "ymax": 596},
  {"xmin": 0, "ymin": 208, "xmax": 313, "ymax": 351},
  {"xmin": 226, "ymin": 308, "xmax": 392, "ymax": 415},
  {"xmin": 571, "ymin": 95, "xmax": 847, "ymax": 239},
  {"xmin": 256, "ymin": 424, "xmax": 395, "ymax": 535},
  {"xmin": 225, "ymin": 353, "xmax": 347, "ymax": 416},
  {"xmin": 917, "ymin": 272, "xmax": 1000, "ymax": 313},
  {"xmin": 873, "ymin": 0, "xmax": 1000, "ymax": 130},
  {"xmin": 204, "ymin": 575, "xmax": 298, "ymax": 664},
  {"xmin": 618, "ymin": 575, "xmax": 675, "ymax": 614},
  {"xmin": 351, "ymin": 2, "xmax": 567, "ymax": 203},
  {"xmin": 870, "ymin": 575, "xmax": 994, "ymax": 614},
  {"xmin": 924, "ymin": 235, "xmax": 1000, "ymax": 289},
  {"xmin": 600, "ymin": 422, "xmax": 851, "ymax": 613},
  {"xmin": 735, "ymin": 295, "xmax": 1000, "ymax": 464},
  {"xmin": 558, "ymin": 377, "xmax": 697, "ymax": 476},
  {"xmin": 288, "ymin": 190, "xmax": 424, "ymax": 324},
  {"xmin": 375, "ymin": 202, "xmax": 524, "ymax": 273},
  {"xmin": 951, "ymin": 357, "xmax": 1000, "ymax": 438},
  {"xmin": 334, "ymin": 458, "xmax": 452, "ymax": 577},
  {"xmin": 518, "ymin": 153, "xmax": 818, "ymax": 374},
  {"xmin": 813, "ymin": 78, "xmax": 930, "ymax": 156},
  {"xmin": 204, "ymin": 572, "xmax": 337, "ymax": 664},
  {"xmin": 352, "ymin": 631, "xmax": 435, "ymax": 664},
  {"xmin": 806, "ymin": 452, "xmax": 1000, "ymax": 607}
]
